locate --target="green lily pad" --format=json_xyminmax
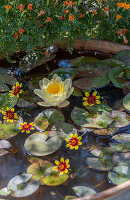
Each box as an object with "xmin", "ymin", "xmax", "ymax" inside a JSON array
[
  {"xmin": 27, "ymin": 159, "xmax": 53, "ymax": 185},
  {"xmin": 0, "ymin": 84, "xmax": 9, "ymax": 92},
  {"xmin": 34, "ymin": 114, "xmax": 49, "ymax": 132},
  {"xmin": 0, "ymin": 93, "xmax": 18, "ymax": 111},
  {"xmin": 93, "ymin": 128, "xmax": 118, "ymax": 136},
  {"xmin": 0, "ymin": 118, "xmax": 23, "ymax": 139},
  {"xmin": 71, "ymin": 107, "xmax": 113, "ymax": 129},
  {"xmin": 110, "ymin": 133, "xmax": 130, "ymax": 152},
  {"xmin": 72, "ymin": 87, "xmax": 82, "ymax": 96},
  {"xmin": 69, "ymin": 56, "xmax": 99, "ymax": 67},
  {"xmin": 17, "ymin": 98, "xmax": 36, "ymax": 108},
  {"xmin": 0, "ymin": 140, "xmax": 11, "ymax": 148},
  {"xmin": 114, "ymin": 49, "xmax": 130, "ymax": 66},
  {"xmin": 73, "ymin": 186, "xmax": 96, "ymax": 197},
  {"xmin": 112, "ymin": 152, "xmax": 130, "ymax": 166},
  {"xmin": 108, "ymin": 165, "xmax": 130, "ymax": 185},
  {"xmin": 7, "ymin": 173, "xmax": 39, "ymax": 197},
  {"xmin": 42, "ymin": 166, "xmax": 69, "ymax": 186},
  {"xmin": 98, "ymin": 58, "xmax": 125, "ymax": 68},
  {"xmin": 0, "ymin": 187, "xmax": 11, "ymax": 196},
  {"xmin": 108, "ymin": 66, "xmax": 129, "ymax": 88},
  {"xmin": 0, "ymin": 74, "xmax": 17, "ymax": 92},
  {"xmin": 24, "ymin": 133, "xmax": 62, "ymax": 156},
  {"xmin": 123, "ymin": 93, "xmax": 130, "ymax": 111}
]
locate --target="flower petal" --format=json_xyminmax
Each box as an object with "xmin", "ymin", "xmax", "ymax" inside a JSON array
[
  {"xmin": 85, "ymin": 92, "xmax": 90, "ymax": 97},
  {"xmin": 55, "ymin": 160, "xmax": 60, "ymax": 165},
  {"xmin": 60, "ymin": 157, "xmax": 64, "ymax": 162},
  {"xmin": 65, "ymin": 159, "xmax": 69, "ymax": 164},
  {"xmin": 96, "ymin": 100, "xmax": 101, "ymax": 104},
  {"xmin": 53, "ymin": 166, "xmax": 58, "ymax": 171},
  {"xmin": 92, "ymin": 91, "xmax": 97, "ymax": 96}
]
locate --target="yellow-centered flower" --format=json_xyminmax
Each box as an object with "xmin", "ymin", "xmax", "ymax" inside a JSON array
[
  {"xmin": 9, "ymin": 82, "xmax": 22, "ymax": 98},
  {"xmin": 18, "ymin": 122, "xmax": 35, "ymax": 133},
  {"xmin": 34, "ymin": 74, "xmax": 74, "ymax": 107},
  {"xmin": 53, "ymin": 157, "xmax": 70, "ymax": 175},
  {"xmin": 83, "ymin": 91, "xmax": 101, "ymax": 107},
  {"xmin": 66, "ymin": 134, "xmax": 82, "ymax": 150},
  {"xmin": 2, "ymin": 107, "xmax": 18, "ymax": 123}
]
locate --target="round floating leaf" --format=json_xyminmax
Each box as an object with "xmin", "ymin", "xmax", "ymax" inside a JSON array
[
  {"xmin": 110, "ymin": 133, "xmax": 130, "ymax": 152},
  {"xmin": 123, "ymin": 93, "xmax": 130, "ymax": 111},
  {"xmin": 27, "ymin": 160, "xmax": 53, "ymax": 185},
  {"xmin": 24, "ymin": 133, "xmax": 62, "ymax": 156},
  {"xmin": 108, "ymin": 165, "xmax": 130, "ymax": 185},
  {"xmin": 49, "ymin": 109, "xmax": 65, "ymax": 127},
  {"xmin": 7, "ymin": 173, "xmax": 39, "ymax": 198},
  {"xmin": 42, "ymin": 166, "xmax": 69, "ymax": 186},
  {"xmin": 73, "ymin": 186, "xmax": 96, "ymax": 197},
  {"xmin": 0, "ymin": 93, "xmax": 18, "ymax": 111},
  {"xmin": 0, "ymin": 84, "xmax": 9, "ymax": 92},
  {"xmin": 0, "ymin": 140, "xmax": 11, "ymax": 149},
  {"xmin": 34, "ymin": 113, "xmax": 49, "ymax": 132},
  {"xmin": 115, "ymin": 49, "xmax": 130, "ymax": 66},
  {"xmin": 99, "ymin": 58, "xmax": 125, "ymax": 68},
  {"xmin": 0, "ymin": 187, "xmax": 11, "ymax": 196},
  {"xmin": 91, "ymin": 74, "xmax": 110, "ymax": 89},
  {"xmin": 112, "ymin": 152, "xmax": 130, "ymax": 166},
  {"xmin": 93, "ymin": 128, "xmax": 118, "ymax": 136},
  {"xmin": 107, "ymin": 110, "xmax": 130, "ymax": 128},
  {"xmin": 49, "ymin": 67, "xmax": 77, "ymax": 80},
  {"xmin": 69, "ymin": 56, "xmax": 99, "ymax": 67},
  {"xmin": 0, "ymin": 118, "xmax": 23, "ymax": 140},
  {"xmin": 71, "ymin": 107, "xmax": 113, "ymax": 129}
]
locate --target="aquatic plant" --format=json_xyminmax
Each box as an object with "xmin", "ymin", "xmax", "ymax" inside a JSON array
[
  {"xmin": 83, "ymin": 91, "xmax": 101, "ymax": 107},
  {"xmin": 9, "ymin": 82, "xmax": 22, "ymax": 98},
  {"xmin": 66, "ymin": 133, "xmax": 82, "ymax": 150},
  {"xmin": 18, "ymin": 122, "xmax": 35, "ymax": 133},
  {"xmin": 2, "ymin": 107, "xmax": 18, "ymax": 122},
  {"xmin": 53, "ymin": 157, "xmax": 70, "ymax": 175}
]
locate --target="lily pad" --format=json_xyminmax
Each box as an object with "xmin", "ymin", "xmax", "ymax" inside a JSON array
[
  {"xmin": 42, "ymin": 166, "xmax": 69, "ymax": 186},
  {"xmin": 0, "ymin": 140, "xmax": 11, "ymax": 149},
  {"xmin": 27, "ymin": 159, "xmax": 53, "ymax": 185},
  {"xmin": 110, "ymin": 133, "xmax": 130, "ymax": 152},
  {"xmin": 71, "ymin": 107, "xmax": 113, "ymax": 129},
  {"xmin": 24, "ymin": 133, "xmax": 62, "ymax": 156},
  {"xmin": 17, "ymin": 98, "xmax": 36, "ymax": 108},
  {"xmin": 112, "ymin": 152, "xmax": 130, "ymax": 166},
  {"xmin": 0, "ymin": 118, "xmax": 23, "ymax": 139},
  {"xmin": 0, "ymin": 187, "xmax": 11, "ymax": 196},
  {"xmin": 99, "ymin": 58, "xmax": 125, "ymax": 68},
  {"xmin": 108, "ymin": 165, "xmax": 130, "ymax": 185},
  {"xmin": 0, "ymin": 93, "xmax": 18, "ymax": 111},
  {"xmin": 123, "ymin": 93, "xmax": 130, "ymax": 111},
  {"xmin": 93, "ymin": 128, "xmax": 118, "ymax": 136},
  {"xmin": 73, "ymin": 186, "xmax": 96, "ymax": 197},
  {"xmin": 7, "ymin": 173, "xmax": 39, "ymax": 197},
  {"xmin": 34, "ymin": 114, "xmax": 49, "ymax": 132},
  {"xmin": 0, "ymin": 84, "xmax": 9, "ymax": 92},
  {"xmin": 69, "ymin": 56, "xmax": 99, "ymax": 67},
  {"xmin": 114, "ymin": 49, "xmax": 130, "ymax": 66},
  {"xmin": 0, "ymin": 74, "xmax": 17, "ymax": 92}
]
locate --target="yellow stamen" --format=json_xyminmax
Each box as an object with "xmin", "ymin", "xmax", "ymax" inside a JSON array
[{"xmin": 46, "ymin": 81, "xmax": 63, "ymax": 95}]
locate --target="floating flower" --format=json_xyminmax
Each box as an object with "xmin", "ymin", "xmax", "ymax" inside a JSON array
[
  {"xmin": 5, "ymin": 5, "xmax": 11, "ymax": 10},
  {"xmin": 18, "ymin": 122, "xmax": 35, "ymax": 133},
  {"xmin": 83, "ymin": 91, "xmax": 101, "ymax": 107},
  {"xmin": 116, "ymin": 14, "xmax": 122, "ymax": 19},
  {"xmin": 34, "ymin": 74, "xmax": 74, "ymax": 107},
  {"xmin": 69, "ymin": 14, "xmax": 75, "ymax": 21},
  {"xmin": 66, "ymin": 134, "xmax": 82, "ymax": 150},
  {"xmin": 28, "ymin": 4, "xmax": 33, "ymax": 10},
  {"xmin": 2, "ymin": 108, "xmax": 18, "ymax": 123},
  {"xmin": 46, "ymin": 17, "xmax": 51, "ymax": 23},
  {"xmin": 18, "ymin": 28, "xmax": 25, "ymax": 35},
  {"xmin": 9, "ymin": 82, "xmax": 22, "ymax": 98},
  {"xmin": 53, "ymin": 157, "xmax": 70, "ymax": 175},
  {"xmin": 14, "ymin": 33, "xmax": 19, "ymax": 38}
]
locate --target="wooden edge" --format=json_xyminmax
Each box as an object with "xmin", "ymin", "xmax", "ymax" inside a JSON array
[
  {"xmin": 73, "ymin": 180, "xmax": 130, "ymax": 200},
  {"xmin": 56, "ymin": 39, "xmax": 130, "ymax": 54}
]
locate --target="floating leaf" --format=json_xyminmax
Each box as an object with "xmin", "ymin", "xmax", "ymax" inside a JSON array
[
  {"xmin": 34, "ymin": 113, "xmax": 49, "ymax": 132},
  {"xmin": 65, "ymin": 196, "xmax": 77, "ymax": 200},
  {"xmin": 0, "ymin": 93, "xmax": 18, "ymax": 111},
  {"xmin": 0, "ymin": 74, "xmax": 17, "ymax": 92},
  {"xmin": 7, "ymin": 173, "xmax": 39, "ymax": 198},
  {"xmin": 73, "ymin": 186, "xmax": 96, "ymax": 197},
  {"xmin": 24, "ymin": 133, "xmax": 62, "ymax": 156},
  {"xmin": 71, "ymin": 107, "xmax": 113, "ymax": 129},
  {"xmin": 42, "ymin": 166, "xmax": 69, "ymax": 186},
  {"xmin": 110, "ymin": 133, "xmax": 130, "ymax": 152},
  {"xmin": 72, "ymin": 87, "xmax": 82, "ymax": 96},
  {"xmin": 0, "ymin": 140, "xmax": 11, "ymax": 148},
  {"xmin": 108, "ymin": 165, "xmax": 130, "ymax": 185},
  {"xmin": 123, "ymin": 93, "xmax": 130, "ymax": 111},
  {"xmin": 99, "ymin": 58, "xmax": 125, "ymax": 68},
  {"xmin": 58, "ymin": 100, "xmax": 70, "ymax": 108},
  {"xmin": 93, "ymin": 128, "xmax": 118, "ymax": 136},
  {"xmin": 27, "ymin": 159, "xmax": 53, "ymax": 185},
  {"xmin": 49, "ymin": 67, "xmax": 76, "ymax": 80},
  {"xmin": 112, "ymin": 152, "xmax": 130, "ymax": 166},
  {"xmin": 17, "ymin": 98, "xmax": 36, "ymax": 108},
  {"xmin": 69, "ymin": 56, "xmax": 99, "ymax": 67},
  {"xmin": 0, "ymin": 187, "xmax": 11, "ymax": 196},
  {"xmin": 114, "ymin": 49, "xmax": 130, "ymax": 66},
  {"xmin": 0, "ymin": 84, "xmax": 9, "ymax": 92}
]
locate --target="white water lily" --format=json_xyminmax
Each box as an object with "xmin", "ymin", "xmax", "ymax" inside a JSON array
[{"xmin": 34, "ymin": 74, "xmax": 74, "ymax": 107}]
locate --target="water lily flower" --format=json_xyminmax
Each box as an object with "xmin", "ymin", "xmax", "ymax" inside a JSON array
[
  {"xmin": 9, "ymin": 82, "xmax": 22, "ymax": 98},
  {"xmin": 83, "ymin": 91, "xmax": 101, "ymax": 107},
  {"xmin": 18, "ymin": 122, "xmax": 35, "ymax": 133},
  {"xmin": 2, "ymin": 107, "xmax": 18, "ymax": 123},
  {"xmin": 66, "ymin": 134, "xmax": 82, "ymax": 150},
  {"xmin": 53, "ymin": 157, "xmax": 70, "ymax": 175},
  {"xmin": 34, "ymin": 74, "xmax": 74, "ymax": 107}
]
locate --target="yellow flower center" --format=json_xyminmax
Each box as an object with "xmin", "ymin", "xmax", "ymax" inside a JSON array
[
  {"xmin": 46, "ymin": 81, "xmax": 63, "ymax": 95},
  {"xmin": 59, "ymin": 164, "xmax": 65, "ymax": 171}
]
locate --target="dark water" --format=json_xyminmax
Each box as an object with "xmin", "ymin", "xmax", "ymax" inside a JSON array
[{"xmin": 0, "ymin": 50, "xmax": 129, "ymax": 200}]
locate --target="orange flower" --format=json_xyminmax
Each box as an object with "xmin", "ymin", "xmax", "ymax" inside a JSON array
[
  {"xmin": 122, "ymin": 28, "xmax": 127, "ymax": 35},
  {"xmin": 40, "ymin": 24, "xmax": 44, "ymax": 28},
  {"xmin": 78, "ymin": 13, "xmax": 83, "ymax": 18},
  {"xmin": 18, "ymin": 28, "xmax": 25, "ymax": 35},
  {"xmin": 5, "ymin": 5, "xmax": 11, "ymax": 10},
  {"xmin": 93, "ymin": 11, "xmax": 97, "ymax": 15},
  {"xmin": 117, "ymin": 30, "xmax": 121, "ymax": 35},
  {"xmin": 68, "ymin": 1, "xmax": 75, "ymax": 7},
  {"xmin": 99, "ymin": 0, "xmax": 102, "ymax": 3},
  {"xmin": 14, "ymin": 33, "xmax": 19, "ymax": 38},
  {"xmin": 116, "ymin": 14, "xmax": 122, "ymax": 19},
  {"xmin": 59, "ymin": 16, "xmax": 66, "ymax": 20},
  {"xmin": 69, "ymin": 14, "xmax": 75, "ymax": 21},
  {"xmin": 64, "ymin": 1, "xmax": 69, "ymax": 6},
  {"xmin": 117, "ymin": 2, "xmax": 129, "ymax": 9},
  {"xmin": 46, "ymin": 17, "xmax": 51, "ymax": 23},
  {"xmin": 43, "ymin": 52, "xmax": 48, "ymax": 55},
  {"xmin": 28, "ymin": 4, "xmax": 33, "ymax": 10},
  {"xmin": 39, "ymin": 10, "xmax": 45, "ymax": 16},
  {"xmin": 103, "ymin": 7, "xmax": 109, "ymax": 12},
  {"xmin": 64, "ymin": 1, "xmax": 75, "ymax": 7},
  {"xmin": 17, "ymin": 4, "xmax": 25, "ymax": 11},
  {"xmin": 65, "ymin": 10, "xmax": 69, "ymax": 14}
]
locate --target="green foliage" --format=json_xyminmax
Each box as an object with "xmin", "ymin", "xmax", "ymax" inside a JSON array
[{"xmin": 0, "ymin": 0, "xmax": 129, "ymax": 58}]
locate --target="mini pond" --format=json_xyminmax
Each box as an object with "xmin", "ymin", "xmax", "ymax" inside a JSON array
[{"xmin": 0, "ymin": 48, "xmax": 130, "ymax": 200}]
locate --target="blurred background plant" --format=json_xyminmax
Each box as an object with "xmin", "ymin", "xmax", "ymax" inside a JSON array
[{"xmin": 0, "ymin": 0, "xmax": 129, "ymax": 58}]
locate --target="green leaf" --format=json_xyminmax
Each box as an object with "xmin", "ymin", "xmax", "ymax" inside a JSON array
[
  {"xmin": 123, "ymin": 93, "xmax": 130, "ymax": 111},
  {"xmin": 73, "ymin": 186, "xmax": 96, "ymax": 197},
  {"xmin": 0, "ymin": 93, "xmax": 18, "ymax": 111},
  {"xmin": 0, "ymin": 187, "xmax": 11, "ymax": 196},
  {"xmin": 114, "ymin": 50, "xmax": 130, "ymax": 66}
]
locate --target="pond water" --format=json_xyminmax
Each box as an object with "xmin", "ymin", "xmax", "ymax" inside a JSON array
[{"xmin": 0, "ymin": 49, "xmax": 130, "ymax": 200}]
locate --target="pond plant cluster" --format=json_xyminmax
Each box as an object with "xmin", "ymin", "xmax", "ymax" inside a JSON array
[
  {"xmin": 0, "ymin": 0, "xmax": 130, "ymax": 58},
  {"xmin": 0, "ymin": 49, "xmax": 130, "ymax": 199}
]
